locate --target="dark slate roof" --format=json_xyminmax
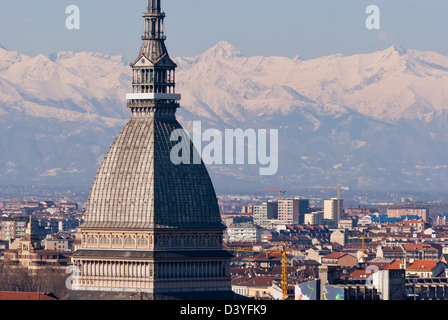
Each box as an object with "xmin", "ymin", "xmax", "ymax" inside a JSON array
[{"xmin": 82, "ymin": 114, "xmax": 223, "ymax": 230}]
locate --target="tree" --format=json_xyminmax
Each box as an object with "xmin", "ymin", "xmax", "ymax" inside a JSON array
[{"xmin": 0, "ymin": 261, "xmax": 69, "ymax": 298}]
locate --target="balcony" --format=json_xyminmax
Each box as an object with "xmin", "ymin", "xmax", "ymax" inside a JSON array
[{"xmin": 126, "ymin": 93, "xmax": 181, "ymax": 101}]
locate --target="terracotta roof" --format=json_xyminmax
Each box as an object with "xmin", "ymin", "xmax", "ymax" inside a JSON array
[
  {"xmin": 381, "ymin": 246, "xmax": 403, "ymax": 252},
  {"xmin": 367, "ymin": 262, "xmax": 393, "ymax": 270},
  {"xmin": 407, "ymin": 260, "xmax": 439, "ymax": 271},
  {"xmin": 231, "ymin": 276, "xmax": 251, "ymax": 285},
  {"xmin": 346, "ymin": 269, "xmax": 374, "ymax": 279},
  {"xmin": 323, "ymin": 252, "xmax": 348, "ymax": 259},
  {"xmin": 385, "ymin": 260, "xmax": 407, "ymax": 270},
  {"xmin": 244, "ymin": 276, "xmax": 275, "ymax": 286},
  {"xmin": 0, "ymin": 292, "xmax": 57, "ymax": 300},
  {"xmin": 402, "ymin": 219, "xmax": 426, "ymax": 224},
  {"xmin": 402, "ymin": 244, "xmax": 437, "ymax": 251}
]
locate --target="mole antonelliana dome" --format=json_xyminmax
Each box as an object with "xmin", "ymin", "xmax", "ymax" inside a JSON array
[
  {"xmin": 82, "ymin": 111, "xmax": 223, "ymax": 230},
  {"xmin": 67, "ymin": 0, "xmax": 234, "ymax": 300},
  {"xmin": 81, "ymin": 1, "xmax": 223, "ymax": 231}
]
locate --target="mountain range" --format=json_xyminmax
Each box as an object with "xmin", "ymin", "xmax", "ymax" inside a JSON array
[{"xmin": 1, "ymin": 42, "xmax": 448, "ymax": 195}]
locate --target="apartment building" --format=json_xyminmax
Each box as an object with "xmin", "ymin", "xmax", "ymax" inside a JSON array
[
  {"xmin": 253, "ymin": 201, "xmax": 278, "ymax": 227},
  {"xmin": 387, "ymin": 206, "xmax": 429, "ymax": 222},
  {"xmin": 402, "ymin": 244, "xmax": 439, "ymax": 262},
  {"xmin": 278, "ymin": 198, "xmax": 309, "ymax": 225}
]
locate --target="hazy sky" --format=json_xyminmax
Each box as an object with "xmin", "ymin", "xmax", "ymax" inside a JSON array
[{"xmin": 0, "ymin": 0, "xmax": 447, "ymax": 61}]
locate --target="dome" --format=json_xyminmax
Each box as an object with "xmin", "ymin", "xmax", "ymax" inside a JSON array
[{"xmin": 82, "ymin": 111, "xmax": 223, "ymax": 230}]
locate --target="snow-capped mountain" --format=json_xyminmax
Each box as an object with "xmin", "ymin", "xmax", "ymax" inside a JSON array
[
  {"xmin": 1, "ymin": 42, "xmax": 448, "ymax": 194},
  {"xmin": 0, "ymin": 47, "xmax": 129, "ymax": 187},
  {"xmin": 176, "ymin": 41, "xmax": 448, "ymax": 123}
]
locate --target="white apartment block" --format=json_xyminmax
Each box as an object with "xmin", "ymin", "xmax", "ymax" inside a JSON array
[
  {"xmin": 304, "ymin": 211, "xmax": 324, "ymax": 225},
  {"xmin": 227, "ymin": 223, "xmax": 263, "ymax": 243},
  {"xmin": 324, "ymin": 198, "xmax": 344, "ymax": 223},
  {"xmin": 253, "ymin": 201, "xmax": 278, "ymax": 227}
]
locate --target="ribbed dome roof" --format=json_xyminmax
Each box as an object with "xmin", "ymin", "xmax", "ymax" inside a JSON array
[{"xmin": 82, "ymin": 112, "xmax": 223, "ymax": 230}]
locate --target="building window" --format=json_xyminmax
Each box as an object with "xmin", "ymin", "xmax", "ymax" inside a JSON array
[
  {"xmin": 158, "ymin": 236, "xmax": 169, "ymax": 247},
  {"xmin": 112, "ymin": 237, "xmax": 123, "ymax": 245},
  {"xmin": 125, "ymin": 237, "xmax": 136, "ymax": 246},
  {"xmin": 197, "ymin": 236, "xmax": 205, "ymax": 247},
  {"xmin": 137, "ymin": 237, "xmax": 148, "ymax": 246},
  {"xmin": 172, "ymin": 236, "xmax": 181, "ymax": 247},
  {"xmin": 208, "ymin": 236, "xmax": 217, "ymax": 247},
  {"xmin": 87, "ymin": 236, "xmax": 98, "ymax": 245},
  {"xmin": 100, "ymin": 236, "xmax": 110, "ymax": 245},
  {"xmin": 184, "ymin": 236, "xmax": 193, "ymax": 247}
]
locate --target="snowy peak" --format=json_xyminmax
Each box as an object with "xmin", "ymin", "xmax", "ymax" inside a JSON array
[
  {"xmin": 0, "ymin": 48, "xmax": 132, "ymax": 122},
  {"xmin": 386, "ymin": 44, "xmax": 408, "ymax": 56},
  {"xmin": 0, "ymin": 47, "xmax": 30, "ymax": 72},
  {"xmin": 375, "ymin": 44, "xmax": 448, "ymax": 73},
  {"xmin": 52, "ymin": 51, "xmax": 128, "ymax": 65},
  {"xmin": 176, "ymin": 42, "xmax": 448, "ymax": 123},
  {"xmin": 202, "ymin": 41, "xmax": 243, "ymax": 60},
  {"xmin": 1, "ymin": 50, "xmax": 130, "ymax": 92}
]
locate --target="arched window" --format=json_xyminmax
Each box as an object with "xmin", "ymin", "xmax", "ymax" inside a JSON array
[
  {"xmin": 184, "ymin": 236, "xmax": 193, "ymax": 247},
  {"xmin": 208, "ymin": 236, "xmax": 217, "ymax": 247},
  {"xmin": 125, "ymin": 237, "xmax": 136, "ymax": 246},
  {"xmin": 87, "ymin": 236, "xmax": 98, "ymax": 245},
  {"xmin": 159, "ymin": 236, "xmax": 169, "ymax": 247},
  {"xmin": 196, "ymin": 236, "xmax": 205, "ymax": 247},
  {"xmin": 112, "ymin": 237, "xmax": 123, "ymax": 245},
  {"xmin": 100, "ymin": 236, "xmax": 110, "ymax": 245},
  {"xmin": 172, "ymin": 236, "xmax": 181, "ymax": 247},
  {"xmin": 137, "ymin": 237, "xmax": 148, "ymax": 246}
]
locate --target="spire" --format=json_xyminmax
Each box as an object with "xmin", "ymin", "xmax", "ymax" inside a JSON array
[
  {"xmin": 127, "ymin": 0, "xmax": 180, "ymax": 108},
  {"xmin": 147, "ymin": 0, "xmax": 162, "ymax": 14},
  {"xmin": 143, "ymin": 0, "xmax": 166, "ymax": 41}
]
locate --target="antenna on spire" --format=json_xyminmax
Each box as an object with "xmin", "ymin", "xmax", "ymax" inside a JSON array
[
  {"xmin": 143, "ymin": 0, "xmax": 166, "ymax": 41},
  {"xmin": 148, "ymin": 0, "xmax": 162, "ymax": 13}
]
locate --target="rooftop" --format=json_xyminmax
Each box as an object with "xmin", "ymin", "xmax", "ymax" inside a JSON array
[
  {"xmin": 402, "ymin": 244, "xmax": 437, "ymax": 251},
  {"xmin": 407, "ymin": 260, "xmax": 440, "ymax": 271},
  {"xmin": 323, "ymin": 252, "xmax": 350, "ymax": 259},
  {"xmin": 0, "ymin": 292, "xmax": 58, "ymax": 300}
]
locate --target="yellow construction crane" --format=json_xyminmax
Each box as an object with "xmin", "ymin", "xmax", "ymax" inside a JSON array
[
  {"xmin": 360, "ymin": 230, "xmax": 367, "ymax": 263},
  {"xmin": 263, "ymin": 189, "xmax": 286, "ymax": 200},
  {"xmin": 349, "ymin": 230, "xmax": 368, "ymax": 262},
  {"xmin": 362, "ymin": 231, "xmax": 366, "ymax": 262},
  {"xmin": 295, "ymin": 185, "xmax": 349, "ymax": 225},
  {"xmin": 226, "ymin": 242, "xmax": 305, "ymax": 300}
]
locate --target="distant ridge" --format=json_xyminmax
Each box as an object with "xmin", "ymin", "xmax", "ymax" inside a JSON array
[{"xmin": 0, "ymin": 42, "xmax": 448, "ymax": 193}]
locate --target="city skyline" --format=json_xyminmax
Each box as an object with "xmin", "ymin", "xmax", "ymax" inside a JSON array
[{"xmin": 3, "ymin": 0, "xmax": 448, "ymax": 305}]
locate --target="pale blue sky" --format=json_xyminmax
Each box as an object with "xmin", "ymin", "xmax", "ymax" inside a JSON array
[{"xmin": 0, "ymin": 0, "xmax": 447, "ymax": 61}]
